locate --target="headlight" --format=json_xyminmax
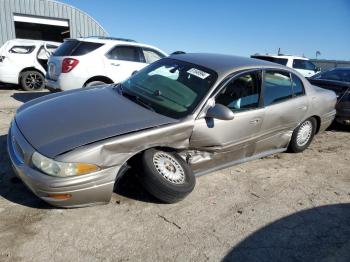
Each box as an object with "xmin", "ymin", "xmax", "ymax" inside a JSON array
[{"xmin": 32, "ymin": 152, "xmax": 100, "ymax": 177}]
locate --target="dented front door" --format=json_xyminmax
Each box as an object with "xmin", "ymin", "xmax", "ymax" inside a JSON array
[{"xmin": 188, "ymin": 70, "xmax": 265, "ymax": 174}]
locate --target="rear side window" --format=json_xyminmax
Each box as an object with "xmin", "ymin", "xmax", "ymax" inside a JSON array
[
  {"xmin": 291, "ymin": 74, "xmax": 305, "ymax": 96},
  {"xmin": 106, "ymin": 46, "xmax": 142, "ymax": 62},
  {"xmin": 9, "ymin": 45, "xmax": 35, "ymax": 54},
  {"xmin": 142, "ymin": 48, "xmax": 165, "ymax": 64},
  {"xmin": 263, "ymin": 71, "xmax": 293, "ymax": 106},
  {"xmin": 53, "ymin": 41, "xmax": 103, "ymax": 56},
  {"xmin": 251, "ymin": 56, "xmax": 288, "ymax": 66}
]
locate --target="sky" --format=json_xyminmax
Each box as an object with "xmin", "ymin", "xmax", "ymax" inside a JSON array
[{"xmin": 60, "ymin": 0, "xmax": 350, "ymax": 60}]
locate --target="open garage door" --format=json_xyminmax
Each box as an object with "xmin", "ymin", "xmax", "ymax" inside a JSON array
[{"xmin": 14, "ymin": 14, "xmax": 70, "ymax": 42}]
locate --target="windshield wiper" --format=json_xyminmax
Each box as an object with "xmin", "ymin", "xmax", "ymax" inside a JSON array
[{"xmin": 120, "ymin": 88, "xmax": 155, "ymax": 112}]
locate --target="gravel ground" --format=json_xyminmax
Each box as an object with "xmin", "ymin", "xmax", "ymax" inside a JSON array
[{"xmin": 0, "ymin": 85, "xmax": 349, "ymax": 262}]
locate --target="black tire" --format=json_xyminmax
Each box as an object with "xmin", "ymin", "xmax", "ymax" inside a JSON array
[
  {"xmin": 20, "ymin": 71, "xmax": 45, "ymax": 91},
  {"xmin": 140, "ymin": 149, "xmax": 196, "ymax": 203},
  {"xmin": 289, "ymin": 117, "xmax": 317, "ymax": 153},
  {"xmin": 85, "ymin": 80, "xmax": 107, "ymax": 87}
]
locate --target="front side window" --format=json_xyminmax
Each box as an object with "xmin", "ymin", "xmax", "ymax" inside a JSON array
[
  {"xmin": 143, "ymin": 48, "xmax": 165, "ymax": 64},
  {"xmin": 106, "ymin": 46, "xmax": 141, "ymax": 62},
  {"xmin": 304, "ymin": 61, "xmax": 316, "ymax": 70},
  {"xmin": 9, "ymin": 45, "xmax": 35, "ymax": 54},
  {"xmin": 120, "ymin": 58, "xmax": 217, "ymax": 118},
  {"xmin": 263, "ymin": 71, "xmax": 293, "ymax": 106},
  {"xmin": 216, "ymin": 71, "xmax": 261, "ymax": 112},
  {"xmin": 293, "ymin": 59, "xmax": 316, "ymax": 71}
]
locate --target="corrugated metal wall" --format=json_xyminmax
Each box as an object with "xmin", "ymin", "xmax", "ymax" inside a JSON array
[{"xmin": 0, "ymin": 0, "xmax": 107, "ymax": 45}]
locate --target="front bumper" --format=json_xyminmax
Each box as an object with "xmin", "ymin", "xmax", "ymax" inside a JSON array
[{"xmin": 7, "ymin": 121, "xmax": 119, "ymax": 208}]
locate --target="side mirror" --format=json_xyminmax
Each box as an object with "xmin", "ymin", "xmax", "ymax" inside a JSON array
[
  {"xmin": 206, "ymin": 104, "xmax": 234, "ymax": 120},
  {"xmin": 315, "ymin": 67, "xmax": 321, "ymax": 72}
]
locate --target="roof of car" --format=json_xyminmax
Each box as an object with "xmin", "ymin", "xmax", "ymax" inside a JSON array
[
  {"xmin": 8, "ymin": 39, "xmax": 61, "ymax": 45},
  {"xmin": 252, "ymin": 54, "xmax": 309, "ymax": 60},
  {"xmin": 170, "ymin": 53, "xmax": 283, "ymax": 76},
  {"xmin": 74, "ymin": 37, "xmax": 136, "ymax": 44},
  {"xmin": 69, "ymin": 37, "xmax": 167, "ymax": 55}
]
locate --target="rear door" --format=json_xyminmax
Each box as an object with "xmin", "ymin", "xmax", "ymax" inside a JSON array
[
  {"xmin": 5, "ymin": 44, "xmax": 37, "ymax": 75},
  {"xmin": 104, "ymin": 45, "xmax": 146, "ymax": 83},
  {"xmin": 255, "ymin": 70, "xmax": 308, "ymax": 153}
]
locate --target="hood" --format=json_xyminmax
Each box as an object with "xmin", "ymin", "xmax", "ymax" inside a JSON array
[{"xmin": 15, "ymin": 86, "xmax": 177, "ymax": 158}]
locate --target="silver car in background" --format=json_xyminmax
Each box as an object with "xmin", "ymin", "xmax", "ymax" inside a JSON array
[{"xmin": 7, "ymin": 54, "xmax": 336, "ymax": 207}]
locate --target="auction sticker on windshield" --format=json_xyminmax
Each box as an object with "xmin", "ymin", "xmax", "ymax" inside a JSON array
[{"xmin": 187, "ymin": 68, "xmax": 210, "ymax": 79}]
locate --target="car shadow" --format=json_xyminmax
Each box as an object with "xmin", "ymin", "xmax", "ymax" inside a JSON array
[
  {"xmin": 0, "ymin": 134, "xmax": 52, "ymax": 209},
  {"xmin": 113, "ymin": 169, "xmax": 162, "ymax": 204},
  {"xmin": 11, "ymin": 91, "xmax": 50, "ymax": 103},
  {"xmin": 326, "ymin": 121, "xmax": 350, "ymax": 133},
  {"xmin": 223, "ymin": 203, "xmax": 350, "ymax": 262},
  {"xmin": 0, "ymin": 83, "xmax": 21, "ymax": 91}
]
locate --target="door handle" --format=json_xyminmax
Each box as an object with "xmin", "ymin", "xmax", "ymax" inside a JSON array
[
  {"xmin": 297, "ymin": 106, "xmax": 308, "ymax": 111},
  {"xmin": 111, "ymin": 63, "xmax": 120, "ymax": 66},
  {"xmin": 249, "ymin": 119, "xmax": 261, "ymax": 124}
]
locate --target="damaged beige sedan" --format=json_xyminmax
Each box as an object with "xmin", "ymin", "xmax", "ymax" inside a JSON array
[{"xmin": 8, "ymin": 53, "xmax": 336, "ymax": 207}]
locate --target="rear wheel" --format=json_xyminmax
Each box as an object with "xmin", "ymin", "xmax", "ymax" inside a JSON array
[
  {"xmin": 140, "ymin": 149, "xmax": 196, "ymax": 203},
  {"xmin": 289, "ymin": 117, "xmax": 316, "ymax": 153},
  {"xmin": 20, "ymin": 71, "xmax": 45, "ymax": 91}
]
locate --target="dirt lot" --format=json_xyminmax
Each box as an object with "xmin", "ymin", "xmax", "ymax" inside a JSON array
[{"xmin": 0, "ymin": 85, "xmax": 349, "ymax": 262}]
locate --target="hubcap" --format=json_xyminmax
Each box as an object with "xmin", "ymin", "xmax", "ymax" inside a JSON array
[
  {"xmin": 152, "ymin": 152, "xmax": 185, "ymax": 184},
  {"xmin": 25, "ymin": 73, "xmax": 43, "ymax": 90},
  {"xmin": 296, "ymin": 120, "xmax": 313, "ymax": 147}
]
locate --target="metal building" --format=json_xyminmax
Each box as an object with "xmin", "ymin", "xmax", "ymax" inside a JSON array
[{"xmin": 0, "ymin": 0, "xmax": 107, "ymax": 46}]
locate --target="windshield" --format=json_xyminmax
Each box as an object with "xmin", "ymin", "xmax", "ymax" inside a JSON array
[
  {"xmin": 120, "ymin": 58, "xmax": 217, "ymax": 119},
  {"xmin": 312, "ymin": 68, "xmax": 350, "ymax": 83}
]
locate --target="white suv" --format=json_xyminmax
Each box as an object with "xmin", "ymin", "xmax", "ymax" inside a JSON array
[
  {"xmin": 251, "ymin": 54, "xmax": 320, "ymax": 78},
  {"xmin": 46, "ymin": 37, "xmax": 167, "ymax": 91},
  {"xmin": 0, "ymin": 39, "xmax": 60, "ymax": 91}
]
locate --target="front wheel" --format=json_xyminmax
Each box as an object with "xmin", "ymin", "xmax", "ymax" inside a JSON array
[
  {"xmin": 289, "ymin": 117, "xmax": 317, "ymax": 153},
  {"xmin": 140, "ymin": 149, "xmax": 196, "ymax": 203},
  {"xmin": 20, "ymin": 71, "xmax": 45, "ymax": 91}
]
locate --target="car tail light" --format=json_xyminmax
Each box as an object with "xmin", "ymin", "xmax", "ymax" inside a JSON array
[{"xmin": 62, "ymin": 58, "xmax": 79, "ymax": 73}]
